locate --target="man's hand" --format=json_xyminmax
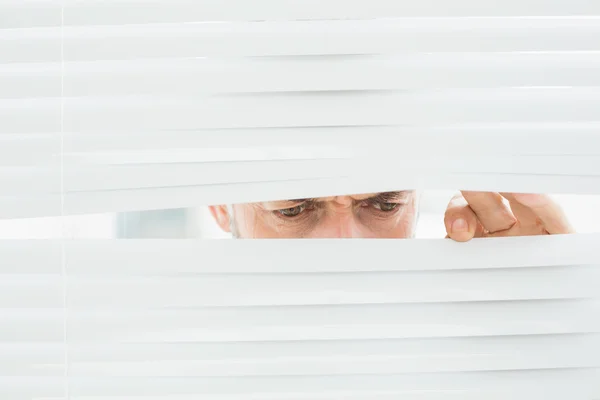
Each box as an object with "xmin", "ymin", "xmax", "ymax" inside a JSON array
[{"xmin": 444, "ymin": 192, "xmax": 575, "ymax": 242}]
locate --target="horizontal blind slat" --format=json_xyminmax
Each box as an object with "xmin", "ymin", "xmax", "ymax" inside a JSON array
[
  {"xmin": 64, "ymin": 266, "xmax": 600, "ymax": 308},
  {"xmin": 69, "ymin": 354, "xmax": 600, "ymax": 377},
  {"xmin": 65, "ymin": 334, "xmax": 600, "ymax": 360},
  {"xmin": 4, "ymin": 88, "xmax": 600, "ymax": 133},
  {"xmin": 4, "ymin": 53, "xmax": 600, "ymax": 98},
  {"xmin": 4, "ymin": 0, "xmax": 600, "ymax": 29},
  {"xmin": 13, "ymin": 123, "xmax": 596, "ymax": 154},
  {"xmin": 61, "ymin": 369, "xmax": 600, "ymax": 395},
  {"xmin": 3, "ymin": 156, "xmax": 600, "ymax": 195},
  {"xmin": 4, "ymin": 234, "xmax": 598, "ymax": 273},
  {"xmin": 3, "ymin": 18, "xmax": 600, "ymax": 62}
]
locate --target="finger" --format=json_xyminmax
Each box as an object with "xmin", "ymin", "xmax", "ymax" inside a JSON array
[
  {"xmin": 444, "ymin": 192, "xmax": 480, "ymax": 242},
  {"xmin": 461, "ymin": 191, "xmax": 517, "ymax": 234},
  {"xmin": 501, "ymin": 193, "xmax": 575, "ymax": 234}
]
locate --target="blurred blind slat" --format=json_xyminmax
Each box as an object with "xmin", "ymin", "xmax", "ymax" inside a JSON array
[{"xmin": 3, "ymin": 0, "xmax": 600, "ymax": 27}]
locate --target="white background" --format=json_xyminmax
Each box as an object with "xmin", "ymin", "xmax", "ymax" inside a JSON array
[{"xmin": 1, "ymin": 191, "xmax": 599, "ymax": 239}]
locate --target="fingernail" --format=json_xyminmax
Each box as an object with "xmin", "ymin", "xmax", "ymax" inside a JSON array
[{"xmin": 452, "ymin": 218, "xmax": 468, "ymax": 233}]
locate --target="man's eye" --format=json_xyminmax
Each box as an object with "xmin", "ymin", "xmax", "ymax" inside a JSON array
[
  {"xmin": 278, "ymin": 204, "xmax": 306, "ymax": 217},
  {"xmin": 372, "ymin": 202, "xmax": 400, "ymax": 212}
]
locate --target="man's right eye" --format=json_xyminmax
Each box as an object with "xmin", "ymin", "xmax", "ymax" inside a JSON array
[{"xmin": 278, "ymin": 204, "xmax": 306, "ymax": 217}]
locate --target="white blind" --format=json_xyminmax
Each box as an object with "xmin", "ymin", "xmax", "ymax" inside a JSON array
[
  {"xmin": 3, "ymin": 235, "xmax": 600, "ymax": 399},
  {"xmin": 1, "ymin": 1, "xmax": 600, "ymax": 399},
  {"xmin": 3, "ymin": 3, "xmax": 600, "ymax": 217}
]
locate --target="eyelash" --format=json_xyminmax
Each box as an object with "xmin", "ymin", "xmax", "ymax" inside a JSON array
[
  {"xmin": 367, "ymin": 201, "xmax": 401, "ymax": 212},
  {"xmin": 277, "ymin": 204, "xmax": 310, "ymax": 218},
  {"xmin": 275, "ymin": 200, "xmax": 401, "ymax": 219}
]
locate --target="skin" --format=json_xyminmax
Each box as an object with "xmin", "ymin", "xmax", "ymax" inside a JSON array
[{"xmin": 208, "ymin": 191, "xmax": 575, "ymax": 240}]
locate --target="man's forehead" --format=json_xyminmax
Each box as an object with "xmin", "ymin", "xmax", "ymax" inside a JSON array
[{"xmin": 257, "ymin": 191, "xmax": 409, "ymax": 210}]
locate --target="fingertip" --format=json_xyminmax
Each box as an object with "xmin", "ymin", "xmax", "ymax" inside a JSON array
[
  {"xmin": 449, "ymin": 230, "xmax": 474, "ymax": 242},
  {"xmin": 448, "ymin": 218, "xmax": 475, "ymax": 242},
  {"xmin": 452, "ymin": 218, "xmax": 469, "ymax": 233}
]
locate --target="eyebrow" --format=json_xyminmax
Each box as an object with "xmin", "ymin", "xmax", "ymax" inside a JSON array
[
  {"xmin": 288, "ymin": 198, "xmax": 317, "ymax": 204},
  {"xmin": 366, "ymin": 191, "xmax": 408, "ymax": 203},
  {"xmin": 284, "ymin": 191, "xmax": 408, "ymax": 205}
]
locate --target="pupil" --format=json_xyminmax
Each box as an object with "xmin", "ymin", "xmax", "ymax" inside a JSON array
[
  {"xmin": 380, "ymin": 202, "xmax": 397, "ymax": 211},
  {"xmin": 282, "ymin": 205, "xmax": 303, "ymax": 216}
]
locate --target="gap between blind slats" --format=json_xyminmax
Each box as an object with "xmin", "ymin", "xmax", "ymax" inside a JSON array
[{"xmin": 3, "ymin": 173, "xmax": 600, "ymax": 219}]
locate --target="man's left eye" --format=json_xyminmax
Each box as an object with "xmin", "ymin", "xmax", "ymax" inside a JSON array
[
  {"xmin": 372, "ymin": 202, "xmax": 400, "ymax": 212},
  {"xmin": 278, "ymin": 204, "xmax": 306, "ymax": 217}
]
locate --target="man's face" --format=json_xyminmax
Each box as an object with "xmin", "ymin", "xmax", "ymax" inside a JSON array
[{"xmin": 209, "ymin": 191, "xmax": 419, "ymax": 238}]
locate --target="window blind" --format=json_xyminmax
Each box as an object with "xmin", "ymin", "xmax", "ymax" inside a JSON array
[
  {"xmin": 3, "ymin": 235, "xmax": 600, "ymax": 398},
  {"xmin": 1, "ymin": 1, "xmax": 600, "ymax": 399}
]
